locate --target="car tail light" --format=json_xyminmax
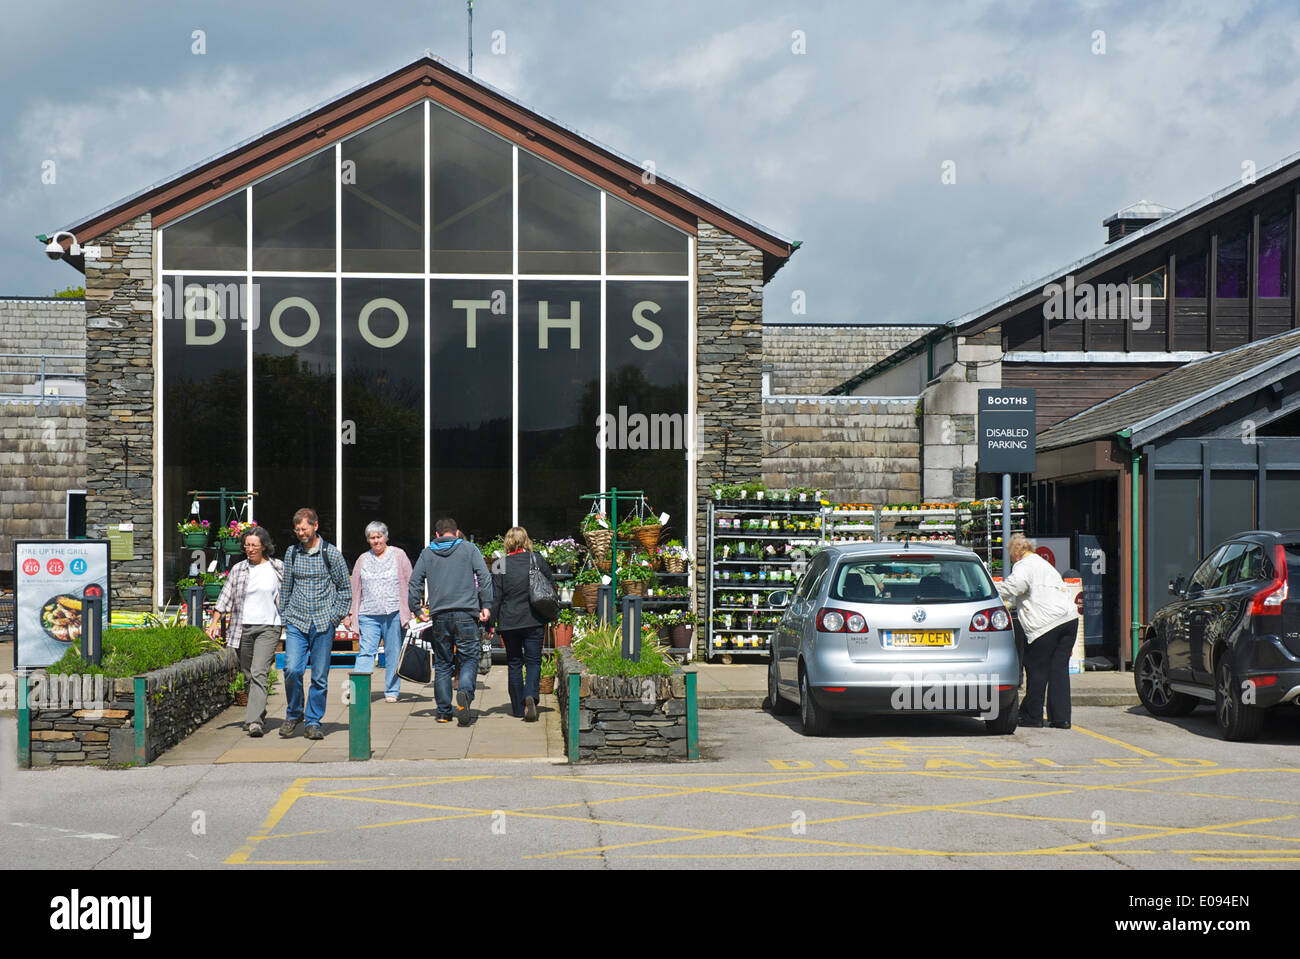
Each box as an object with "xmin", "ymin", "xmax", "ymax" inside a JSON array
[
  {"xmin": 970, "ymin": 607, "xmax": 1011, "ymax": 632},
  {"xmin": 1248, "ymin": 675, "xmax": 1277, "ymax": 688},
  {"xmin": 1249, "ymin": 545, "xmax": 1289, "ymax": 616},
  {"xmin": 816, "ymin": 608, "xmax": 867, "ymax": 633}
]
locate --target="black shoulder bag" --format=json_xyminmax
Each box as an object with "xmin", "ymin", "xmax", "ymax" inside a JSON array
[{"xmin": 528, "ymin": 552, "xmax": 560, "ymax": 622}]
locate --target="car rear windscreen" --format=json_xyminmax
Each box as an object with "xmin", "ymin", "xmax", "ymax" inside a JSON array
[{"xmin": 830, "ymin": 556, "xmax": 998, "ymax": 604}]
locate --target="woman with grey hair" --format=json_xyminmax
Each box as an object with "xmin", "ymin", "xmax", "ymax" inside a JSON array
[{"xmin": 343, "ymin": 522, "xmax": 413, "ymax": 703}]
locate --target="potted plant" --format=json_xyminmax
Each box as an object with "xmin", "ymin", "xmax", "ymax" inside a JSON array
[
  {"xmin": 539, "ymin": 650, "xmax": 557, "ymax": 695},
  {"xmin": 660, "ymin": 608, "xmax": 696, "ymax": 650},
  {"xmin": 200, "ymin": 570, "xmax": 227, "ymax": 602},
  {"xmin": 544, "ymin": 537, "xmax": 580, "ymax": 575},
  {"xmin": 478, "ymin": 535, "xmax": 505, "ymax": 566},
  {"xmin": 177, "ymin": 518, "xmax": 211, "ymax": 548},
  {"xmin": 572, "ymin": 566, "xmax": 602, "ymax": 610},
  {"xmin": 619, "ymin": 554, "xmax": 656, "ymax": 596},
  {"xmin": 216, "ymin": 520, "xmax": 251, "ymax": 555},
  {"xmin": 580, "ymin": 511, "xmax": 613, "ymax": 562},
  {"xmin": 555, "ymin": 607, "xmax": 578, "ymax": 646},
  {"xmin": 661, "ymin": 540, "xmax": 691, "ymax": 574}
]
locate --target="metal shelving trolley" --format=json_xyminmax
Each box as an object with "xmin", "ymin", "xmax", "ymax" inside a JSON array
[{"xmin": 705, "ymin": 499, "xmax": 822, "ymax": 663}]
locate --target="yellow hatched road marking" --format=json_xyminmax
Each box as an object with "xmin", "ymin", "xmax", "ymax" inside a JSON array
[{"xmin": 1068, "ymin": 724, "xmax": 1161, "ymax": 757}]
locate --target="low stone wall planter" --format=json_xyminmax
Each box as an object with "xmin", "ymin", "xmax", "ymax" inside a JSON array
[
  {"xmin": 19, "ymin": 647, "xmax": 238, "ymax": 768},
  {"xmin": 556, "ymin": 646, "xmax": 698, "ymax": 763}
]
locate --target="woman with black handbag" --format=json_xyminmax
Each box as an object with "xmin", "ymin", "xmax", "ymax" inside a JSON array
[{"xmin": 490, "ymin": 526, "xmax": 557, "ymax": 721}]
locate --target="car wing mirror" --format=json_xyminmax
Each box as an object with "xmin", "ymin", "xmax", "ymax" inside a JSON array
[
  {"xmin": 768, "ymin": 589, "xmax": 790, "ymax": 608},
  {"xmin": 1168, "ymin": 576, "xmax": 1185, "ymax": 595}
]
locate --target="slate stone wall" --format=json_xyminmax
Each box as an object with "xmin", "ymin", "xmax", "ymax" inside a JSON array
[
  {"xmin": 83, "ymin": 215, "xmax": 155, "ymax": 608},
  {"xmin": 556, "ymin": 646, "xmax": 690, "ymax": 762}
]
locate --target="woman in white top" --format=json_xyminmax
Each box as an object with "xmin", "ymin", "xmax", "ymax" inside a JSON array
[
  {"xmin": 343, "ymin": 522, "xmax": 413, "ymax": 703},
  {"xmin": 996, "ymin": 533, "xmax": 1079, "ymax": 728},
  {"xmin": 209, "ymin": 526, "xmax": 284, "ymax": 738}
]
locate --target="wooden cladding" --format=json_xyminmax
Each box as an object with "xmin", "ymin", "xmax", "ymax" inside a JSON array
[{"xmin": 1001, "ymin": 363, "xmax": 1176, "ymax": 433}]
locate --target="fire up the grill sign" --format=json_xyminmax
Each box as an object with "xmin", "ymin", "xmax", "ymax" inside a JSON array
[{"xmin": 978, "ymin": 389, "xmax": 1036, "ymax": 474}]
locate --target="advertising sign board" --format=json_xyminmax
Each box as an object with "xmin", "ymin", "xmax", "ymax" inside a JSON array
[{"xmin": 14, "ymin": 540, "xmax": 111, "ymax": 669}]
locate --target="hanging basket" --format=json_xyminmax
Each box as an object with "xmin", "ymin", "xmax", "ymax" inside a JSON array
[
  {"xmin": 576, "ymin": 583, "xmax": 601, "ymax": 610},
  {"xmin": 220, "ymin": 537, "xmax": 244, "ymax": 555},
  {"xmin": 234, "ymin": 690, "xmax": 248, "ymax": 707},
  {"xmin": 595, "ymin": 554, "xmax": 612, "ymax": 573},
  {"xmin": 634, "ymin": 525, "xmax": 662, "ymax": 551},
  {"xmin": 539, "ymin": 675, "xmax": 556, "ymax": 695},
  {"xmin": 181, "ymin": 531, "xmax": 210, "ymax": 548},
  {"xmin": 584, "ymin": 528, "xmax": 613, "ymax": 560},
  {"xmin": 620, "ymin": 580, "xmax": 647, "ymax": 597},
  {"xmin": 664, "ymin": 556, "xmax": 686, "ymax": 574}
]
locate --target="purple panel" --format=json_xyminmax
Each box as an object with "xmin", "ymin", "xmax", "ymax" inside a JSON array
[
  {"xmin": 1258, "ymin": 214, "xmax": 1290, "ymax": 298},
  {"xmin": 1217, "ymin": 233, "xmax": 1248, "ymax": 298}
]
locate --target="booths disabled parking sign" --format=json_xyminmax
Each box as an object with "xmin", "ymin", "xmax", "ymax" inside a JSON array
[{"xmin": 979, "ymin": 389, "xmax": 1036, "ymax": 473}]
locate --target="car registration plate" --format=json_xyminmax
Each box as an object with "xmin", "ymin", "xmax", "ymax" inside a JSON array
[{"xmin": 882, "ymin": 630, "xmax": 954, "ymax": 648}]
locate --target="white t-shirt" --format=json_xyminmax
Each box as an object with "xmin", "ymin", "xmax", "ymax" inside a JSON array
[{"xmin": 244, "ymin": 560, "xmax": 282, "ymax": 626}]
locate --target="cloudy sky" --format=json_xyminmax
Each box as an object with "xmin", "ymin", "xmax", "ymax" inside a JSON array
[{"xmin": 2, "ymin": 0, "xmax": 1298, "ymax": 325}]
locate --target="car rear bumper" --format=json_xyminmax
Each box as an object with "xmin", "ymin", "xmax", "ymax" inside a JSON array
[
  {"xmin": 808, "ymin": 681, "xmax": 1019, "ymax": 717},
  {"xmin": 1230, "ymin": 636, "xmax": 1300, "ymax": 708}
]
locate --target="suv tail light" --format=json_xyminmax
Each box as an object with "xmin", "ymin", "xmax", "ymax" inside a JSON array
[
  {"xmin": 816, "ymin": 608, "xmax": 868, "ymax": 633},
  {"xmin": 970, "ymin": 607, "xmax": 1011, "ymax": 632},
  {"xmin": 1250, "ymin": 544, "xmax": 1289, "ymax": 616}
]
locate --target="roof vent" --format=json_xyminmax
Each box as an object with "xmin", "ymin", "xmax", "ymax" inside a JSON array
[{"xmin": 1102, "ymin": 200, "xmax": 1174, "ymax": 244}]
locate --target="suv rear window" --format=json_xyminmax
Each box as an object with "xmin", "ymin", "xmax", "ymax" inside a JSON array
[{"xmin": 829, "ymin": 556, "xmax": 997, "ymax": 604}]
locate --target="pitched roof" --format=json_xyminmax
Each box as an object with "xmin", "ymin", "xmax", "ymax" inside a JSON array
[
  {"xmin": 1037, "ymin": 328, "xmax": 1300, "ymax": 451},
  {"xmin": 44, "ymin": 54, "xmax": 797, "ymax": 279},
  {"xmin": 764, "ymin": 323, "xmax": 940, "ymax": 395}
]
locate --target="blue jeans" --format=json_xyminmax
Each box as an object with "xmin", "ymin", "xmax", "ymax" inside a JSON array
[
  {"xmin": 501, "ymin": 626, "xmax": 543, "ymax": 717},
  {"xmin": 358, "ymin": 612, "xmax": 402, "ymax": 698},
  {"xmin": 284, "ymin": 623, "xmax": 334, "ymax": 727},
  {"xmin": 431, "ymin": 611, "xmax": 480, "ymax": 717}
]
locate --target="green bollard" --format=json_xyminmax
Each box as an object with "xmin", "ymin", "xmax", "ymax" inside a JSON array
[
  {"xmin": 17, "ymin": 674, "xmax": 30, "ymax": 768},
  {"xmin": 685, "ymin": 671, "xmax": 699, "ymax": 760},
  {"xmin": 133, "ymin": 676, "xmax": 148, "ymax": 766},
  {"xmin": 349, "ymin": 671, "xmax": 371, "ymax": 761},
  {"xmin": 567, "ymin": 671, "xmax": 580, "ymax": 763}
]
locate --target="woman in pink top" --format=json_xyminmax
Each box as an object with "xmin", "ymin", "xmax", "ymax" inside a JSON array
[{"xmin": 343, "ymin": 521, "xmax": 413, "ymax": 703}]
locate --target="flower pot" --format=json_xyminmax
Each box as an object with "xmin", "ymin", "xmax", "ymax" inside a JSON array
[
  {"xmin": 576, "ymin": 583, "xmax": 601, "ymax": 610},
  {"xmin": 664, "ymin": 556, "xmax": 686, "ymax": 574},
  {"xmin": 234, "ymin": 689, "xmax": 248, "ymax": 707},
  {"xmin": 669, "ymin": 624, "xmax": 694, "ymax": 649},
  {"xmin": 554, "ymin": 623, "xmax": 573, "ymax": 647},
  {"xmin": 182, "ymin": 531, "xmax": 209, "ymax": 548},
  {"xmin": 620, "ymin": 580, "xmax": 646, "ymax": 597},
  {"xmin": 539, "ymin": 675, "xmax": 556, "ymax": 695},
  {"xmin": 583, "ymin": 528, "xmax": 613, "ymax": 561},
  {"xmin": 203, "ymin": 582, "xmax": 222, "ymax": 601},
  {"xmin": 220, "ymin": 537, "xmax": 243, "ymax": 555}
]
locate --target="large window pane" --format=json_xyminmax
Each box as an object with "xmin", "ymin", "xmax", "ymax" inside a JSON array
[
  {"xmin": 1208, "ymin": 471, "xmax": 1255, "ymax": 548},
  {"xmin": 342, "ymin": 107, "xmax": 424, "ymax": 273},
  {"xmin": 430, "ymin": 280, "xmax": 512, "ymax": 542},
  {"xmin": 253, "ymin": 278, "xmax": 337, "ymax": 553},
  {"xmin": 1149, "ymin": 471, "xmax": 1199, "ymax": 614},
  {"xmin": 1174, "ymin": 249, "xmax": 1206, "ymax": 298},
  {"xmin": 1216, "ymin": 231, "xmax": 1248, "ymax": 298},
  {"xmin": 1265, "ymin": 470, "xmax": 1300, "ymax": 530},
  {"xmin": 606, "ymin": 282, "xmax": 689, "ymax": 538},
  {"xmin": 606, "ymin": 195, "xmax": 688, "ymax": 275},
  {"xmin": 1259, "ymin": 211, "xmax": 1290, "ymax": 298},
  {"xmin": 161, "ymin": 275, "xmax": 248, "ymax": 590},
  {"xmin": 519, "ymin": 281, "xmax": 600, "ymax": 538},
  {"xmin": 342, "ymin": 279, "xmax": 424, "ymax": 563},
  {"xmin": 430, "ymin": 105, "xmax": 512, "ymax": 274},
  {"xmin": 162, "ymin": 192, "xmax": 246, "ymax": 271},
  {"xmin": 518, "ymin": 152, "xmax": 599, "ymax": 275},
  {"xmin": 252, "ymin": 148, "xmax": 335, "ymax": 272}
]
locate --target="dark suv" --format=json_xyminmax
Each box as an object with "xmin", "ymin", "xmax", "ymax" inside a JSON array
[{"xmin": 1136, "ymin": 531, "xmax": 1300, "ymax": 740}]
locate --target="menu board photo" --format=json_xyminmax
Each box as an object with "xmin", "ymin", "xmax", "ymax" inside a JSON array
[{"xmin": 14, "ymin": 540, "xmax": 111, "ymax": 670}]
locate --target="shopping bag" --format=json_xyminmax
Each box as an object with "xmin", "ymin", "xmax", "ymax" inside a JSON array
[
  {"xmin": 478, "ymin": 624, "xmax": 494, "ymax": 676},
  {"xmin": 397, "ymin": 620, "xmax": 434, "ymax": 685},
  {"xmin": 529, "ymin": 552, "xmax": 560, "ymax": 622}
]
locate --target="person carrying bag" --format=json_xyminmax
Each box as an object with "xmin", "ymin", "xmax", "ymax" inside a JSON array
[{"xmin": 490, "ymin": 526, "xmax": 556, "ymax": 722}]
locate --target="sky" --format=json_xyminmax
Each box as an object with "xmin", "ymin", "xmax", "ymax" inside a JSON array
[{"xmin": 2, "ymin": 0, "xmax": 1299, "ymax": 326}]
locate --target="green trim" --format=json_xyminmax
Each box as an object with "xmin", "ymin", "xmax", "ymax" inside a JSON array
[
  {"xmin": 1116, "ymin": 430, "xmax": 1143, "ymax": 662},
  {"xmin": 17, "ymin": 674, "xmax": 30, "ymax": 768},
  {"xmin": 133, "ymin": 676, "xmax": 148, "ymax": 765},
  {"xmin": 567, "ymin": 671, "xmax": 580, "ymax": 763},
  {"xmin": 685, "ymin": 672, "xmax": 699, "ymax": 760},
  {"xmin": 349, "ymin": 671, "xmax": 371, "ymax": 761}
]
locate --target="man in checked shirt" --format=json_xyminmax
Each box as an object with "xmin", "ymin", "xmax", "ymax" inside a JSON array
[{"xmin": 277, "ymin": 507, "xmax": 352, "ymax": 740}]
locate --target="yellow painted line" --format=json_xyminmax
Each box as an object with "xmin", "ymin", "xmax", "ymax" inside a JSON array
[
  {"xmin": 1067, "ymin": 724, "xmax": 1160, "ymax": 757},
  {"xmin": 616, "ymin": 850, "xmax": 1161, "ymax": 860},
  {"xmin": 225, "ymin": 777, "xmax": 311, "ymax": 865},
  {"xmin": 305, "ymin": 775, "xmax": 503, "ymax": 796},
  {"xmin": 1018, "ymin": 815, "xmax": 1295, "ymax": 855},
  {"xmin": 1192, "ymin": 856, "xmax": 1300, "ymax": 862}
]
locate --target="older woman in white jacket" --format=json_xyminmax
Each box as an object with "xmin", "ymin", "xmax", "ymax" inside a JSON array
[{"xmin": 996, "ymin": 533, "xmax": 1079, "ymax": 728}]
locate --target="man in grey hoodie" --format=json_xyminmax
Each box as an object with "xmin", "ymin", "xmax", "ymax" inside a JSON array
[{"xmin": 408, "ymin": 517, "xmax": 493, "ymax": 725}]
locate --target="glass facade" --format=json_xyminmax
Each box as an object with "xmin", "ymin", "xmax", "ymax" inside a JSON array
[{"xmin": 160, "ymin": 101, "xmax": 692, "ymax": 572}]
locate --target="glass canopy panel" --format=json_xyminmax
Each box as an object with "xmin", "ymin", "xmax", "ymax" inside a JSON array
[
  {"xmin": 162, "ymin": 192, "xmax": 247, "ymax": 271},
  {"xmin": 161, "ymin": 275, "xmax": 248, "ymax": 589},
  {"xmin": 605, "ymin": 195, "xmax": 688, "ymax": 275},
  {"xmin": 342, "ymin": 107, "xmax": 425, "ymax": 273},
  {"xmin": 430, "ymin": 105, "xmax": 513, "ymax": 274},
  {"xmin": 252, "ymin": 277, "xmax": 338, "ymax": 553},
  {"xmin": 518, "ymin": 152, "xmax": 599, "ymax": 275},
  {"xmin": 518, "ymin": 281, "xmax": 600, "ymax": 538},
  {"xmin": 430, "ymin": 279, "xmax": 512, "ymax": 543},
  {"xmin": 342, "ymin": 278, "xmax": 425, "ymax": 562},
  {"xmin": 252, "ymin": 148, "xmax": 336, "ymax": 272},
  {"xmin": 605, "ymin": 282, "xmax": 689, "ymax": 536}
]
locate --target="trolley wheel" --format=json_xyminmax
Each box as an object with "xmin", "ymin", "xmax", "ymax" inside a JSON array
[{"xmin": 720, "ymin": 654, "xmax": 734, "ymax": 665}]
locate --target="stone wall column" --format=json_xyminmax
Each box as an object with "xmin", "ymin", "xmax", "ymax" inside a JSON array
[
  {"xmin": 921, "ymin": 326, "xmax": 1001, "ymax": 500},
  {"xmin": 84, "ymin": 214, "xmax": 155, "ymax": 608}
]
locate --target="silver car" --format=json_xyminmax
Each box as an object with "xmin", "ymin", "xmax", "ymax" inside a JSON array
[{"xmin": 768, "ymin": 544, "xmax": 1020, "ymax": 736}]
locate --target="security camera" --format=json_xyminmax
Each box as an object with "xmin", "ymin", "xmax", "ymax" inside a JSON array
[
  {"xmin": 44, "ymin": 231, "xmax": 81, "ymax": 260},
  {"xmin": 45, "ymin": 239, "xmax": 63, "ymax": 261}
]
